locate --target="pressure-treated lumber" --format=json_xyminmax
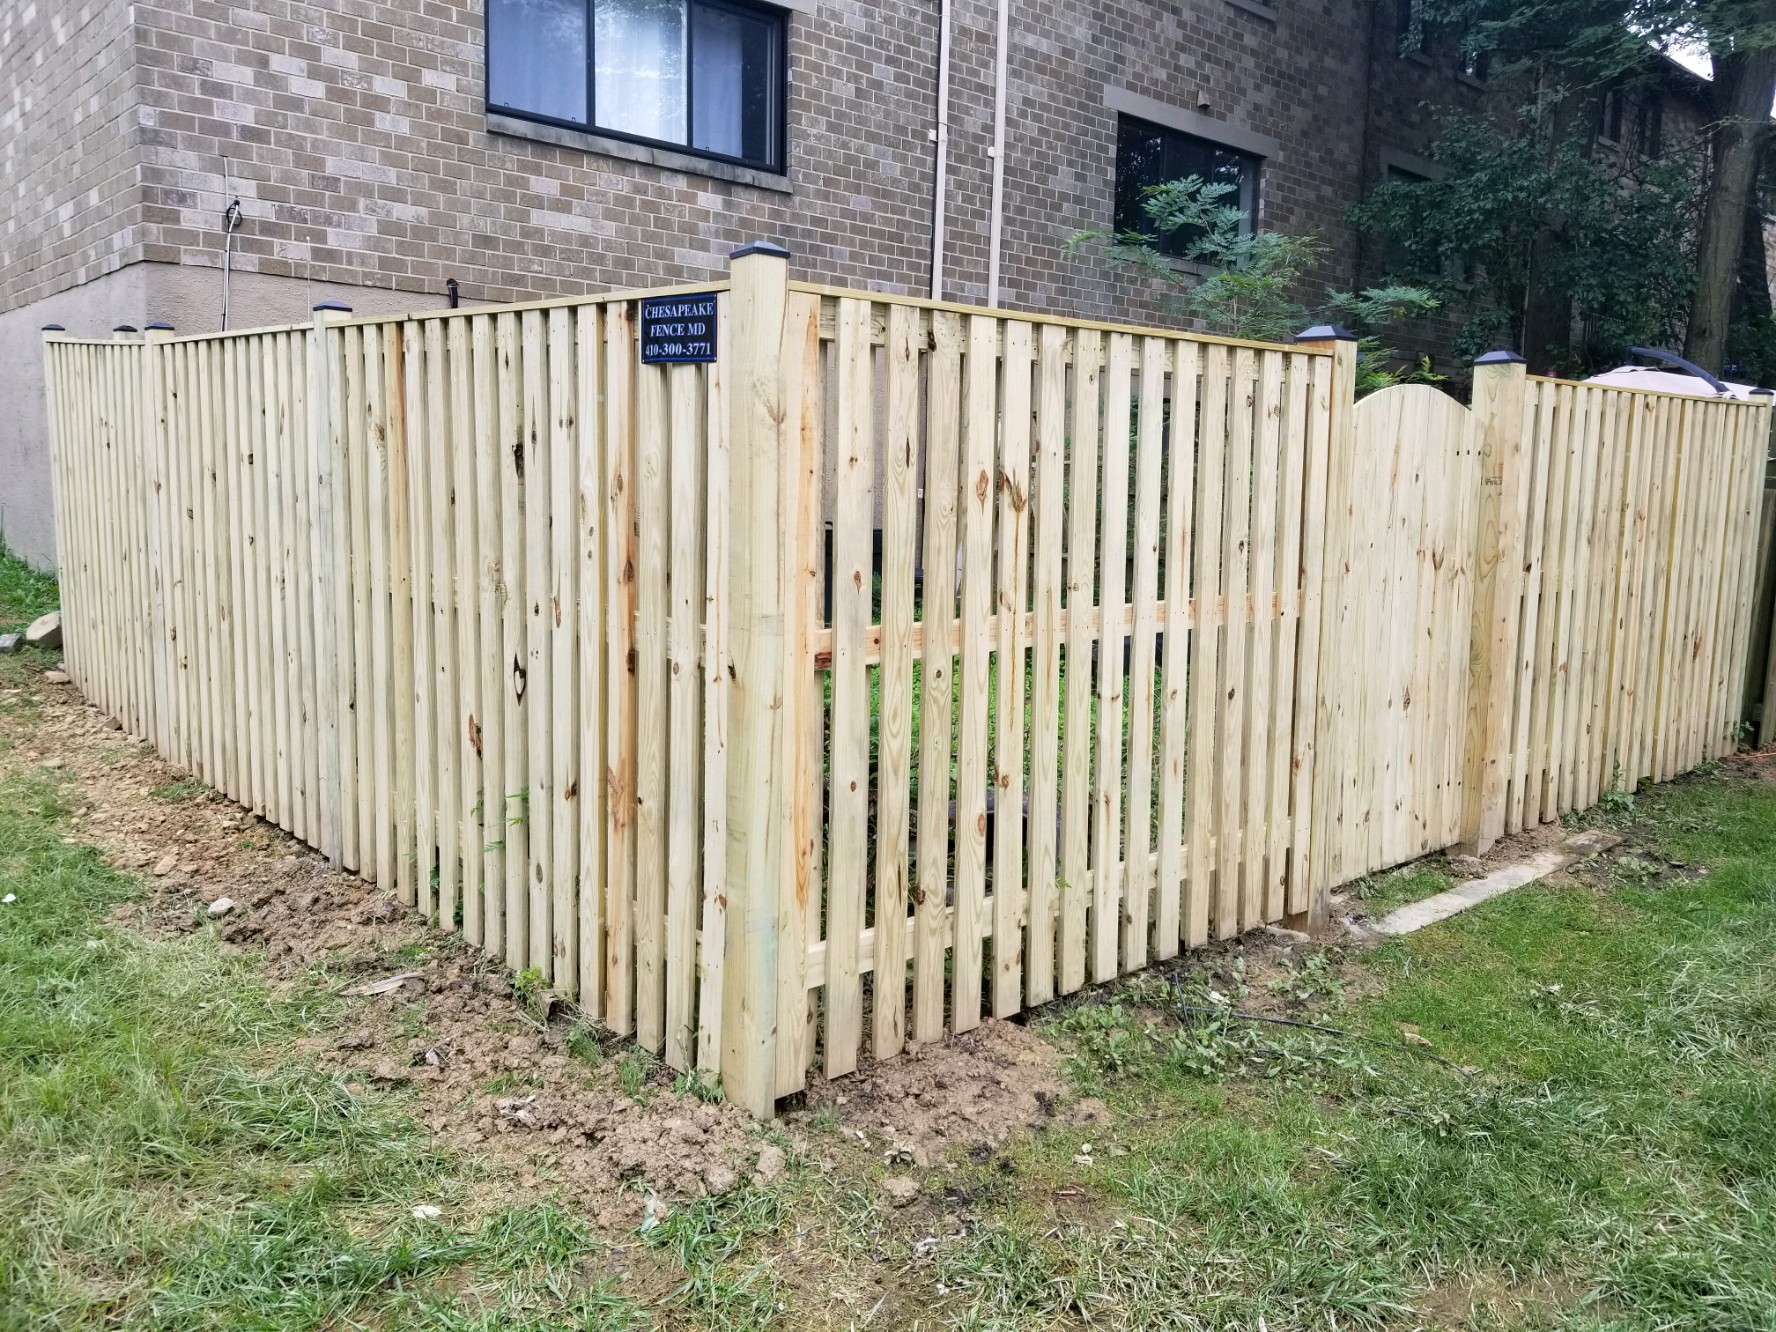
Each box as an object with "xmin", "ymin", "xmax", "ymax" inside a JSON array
[{"xmin": 43, "ymin": 274, "xmax": 1767, "ymax": 1126}]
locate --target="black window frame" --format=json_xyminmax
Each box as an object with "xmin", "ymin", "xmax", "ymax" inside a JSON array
[
  {"xmin": 486, "ymin": 0, "xmax": 791, "ymax": 176},
  {"xmin": 1112, "ymin": 114, "xmax": 1263, "ymax": 261}
]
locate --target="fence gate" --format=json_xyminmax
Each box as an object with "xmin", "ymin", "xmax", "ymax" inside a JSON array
[{"xmin": 1315, "ymin": 383, "xmax": 1481, "ymax": 887}]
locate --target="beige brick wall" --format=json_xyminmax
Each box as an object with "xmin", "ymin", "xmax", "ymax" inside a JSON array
[
  {"xmin": 84, "ymin": 0, "xmax": 1378, "ymax": 327},
  {"xmin": 0, "ymin": 0, "xmax": 148, "ymax": 311}
]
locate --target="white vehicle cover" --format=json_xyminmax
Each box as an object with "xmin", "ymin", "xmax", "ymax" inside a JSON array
[{"xmin": 1583, "ymin": 365, "xmax": 1765, "ymax": 400}]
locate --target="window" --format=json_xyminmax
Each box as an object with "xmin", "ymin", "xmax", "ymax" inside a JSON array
[
  {"xmin": 1396, "ymin": 0, "xmax": 1429, "ymax": 56},
  {"xmin": 488, "ymin": 0, "xmax": 787, "ymax": 172},
  {"xmin": 1634, "ymin": 99, "xmax": 1663, "ymax": 158},
  {"xmin": 1600, "ymin": 88, "xmax": 1624, "ymax": 144},
  {"xmin": 1113, "ymin": 116, "xmax": 1261, "ymax": 259},
  {"xmin": 1598, "ymin": 88, "xmax": 1662, "ymax": 158},
  {"xmin": 1380, "ymin": 164, "xmax": 1468, "ymax": 284}
]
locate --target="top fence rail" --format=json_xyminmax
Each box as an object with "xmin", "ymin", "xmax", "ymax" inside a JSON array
[{"xmin": 45, "ymin": 276, "xmax": 1323, "ymax": 358}]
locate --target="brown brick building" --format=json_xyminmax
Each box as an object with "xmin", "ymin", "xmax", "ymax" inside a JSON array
[{"xmin": 2, "ymin": 0, "xmax": 1502, "ymax": 565}]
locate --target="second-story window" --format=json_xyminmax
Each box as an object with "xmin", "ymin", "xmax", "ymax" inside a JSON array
[
  {"xmin": 488, "ymin": 0, "xmax": 787, "ymax": 173},
  {"xmin": 1113, "ymin": 116, "xmax": 1261, "ymax": 258}
]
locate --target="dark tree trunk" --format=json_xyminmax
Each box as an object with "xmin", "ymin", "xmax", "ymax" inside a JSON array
[{"xmin": 1685, "ymin": 45, "xmax": 1776, "ymax": 374}]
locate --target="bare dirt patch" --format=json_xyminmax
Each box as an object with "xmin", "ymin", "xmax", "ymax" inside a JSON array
[
  {"xmin": 6, "ymin": 668, "xmax": 773, "ymax": 1238},
  {"xmin": 788, "ymin": 1019, "xmax": 1107, "ymax": 1168}
]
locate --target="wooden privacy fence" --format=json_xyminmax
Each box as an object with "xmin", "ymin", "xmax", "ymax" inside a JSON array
[{"xmin": 43, "ymin": 246, "xmax": 1774, "ymax": 1116}]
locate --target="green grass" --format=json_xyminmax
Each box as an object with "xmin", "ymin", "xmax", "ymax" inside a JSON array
[
  {"xmin": 0, "ymin": 764, "xmax": 660, "ymax": 1330},
  {"xmin": 0, "ymin": 539, "xmax": 57, "ymax": 634},
  {"xmin": 943, "ymin": 769, "xmax": 1776, "ymax": 1330},
  {"xmin": 1351, "ymin": 861, "xmax": 1456, "ymax": 918}
]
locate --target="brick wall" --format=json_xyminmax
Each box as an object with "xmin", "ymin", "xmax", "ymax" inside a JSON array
[
  {"xmin": 15, "ymin": 0, "xmax": 1385, "ymax": 330},
  {"xmin": 0, "ymin": 0, "xmax": 147, "ymax": 311}
]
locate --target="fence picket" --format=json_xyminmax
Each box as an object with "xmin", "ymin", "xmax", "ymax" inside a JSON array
[
  {"xmin": 1058, "ymin": 327, "xmax": 1101, "ymax": 989},
  {"xmin": 992, "ymin": 320, "xmax": 1034, "ymax": 1012},
  {"xmin": 474, "ymin": 315, "xmax": 507, "ymax": 954},
  {"xmin": 405, "ymin": 323, "xmax": 436, "ymax": 923},
  {"xmin": 1120, "ymin": 336, "xmax": 1163, "ymax": 969},
  {"xmin": 665, "ymin": 360, "xmax": 705, "ymax": 1067},
  {"xmin": 1025, "ymin": 323, "xmax": 1068, "ymax": 998},
  {"xmin": 914, "ymin": 310, "xmax": 962, "ymax": 1036},
  {"xmin": 550, "ymin": 310, "xmax": 581, "ymax": 998},
  {"xmin": 873, "ymin": 302, "xmax": 919, "ymax": 1054},
  {"xmin": 1091, "ymin": 333, "xmax": 1133, "ymax": 979},
  {"xmin": 449, "ymin": 317, "xmax": 481, "ymax": 944},
  {"xmin": 825, "ymin": 297, "xmax": 873, "ymax": 1074},
  {"xmin": 953, "ymin": 313, "xmax": 998, "ymax": 1031},
  {"xmin": 1155, "ymin": 339, "xmax": 1198, "ymax": 951}
]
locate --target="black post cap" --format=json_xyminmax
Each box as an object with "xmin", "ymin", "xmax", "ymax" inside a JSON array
[
  {"xmin": 731, "ymin": 239, "xmax": 791, "ymax": 260},
  {"xmin": 1749, "ymin": 387, "xmax": 1774, "ymax": 397},
  {"xmin": 1474, "ymin": 349, "xmax": 1526, "ymax": 365},
  {"xmin": 1294, "ymin": 324, "xmax": 1357, "ymax": 342},
  {"xmin": 313, "ymin": 300, "xmax": 353, "ymax": 313},
  {"xmin": 41, "ymin": 324, "xmax": 65, "ymax": 332},
  {"xmin": 112, "ymin": 324, "xmax": 138, "ymax": 334},
  {"xmin": 145, "ymin": 321, "xmax": 175, "ymax": 331}
]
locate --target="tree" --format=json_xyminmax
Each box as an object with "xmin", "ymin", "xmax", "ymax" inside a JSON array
[
  {"xmin": 1070, "ymin": 177, "xmax": 1439, "ymax": 395},
  {"xmin": 1351, "ymin": 116, "xmax": 1702, "ymax": 374},
  {"xmin": 1420, "ymin": 0, "xmax": 1776, "ymax": 374}
]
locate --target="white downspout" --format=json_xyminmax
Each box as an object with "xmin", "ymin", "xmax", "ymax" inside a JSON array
[
  {"xmin": 930, "ymin": 0, "xmax": 954, "ymax": 301},
  {"xmin": 985, "ymin": 0, "xmax": 1011, "ymax": 307}
]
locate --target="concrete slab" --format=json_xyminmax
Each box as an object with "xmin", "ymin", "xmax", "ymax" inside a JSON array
[{"xmin": 1373, "ymin": 830, "xmax": 1622, "ymax": 936}]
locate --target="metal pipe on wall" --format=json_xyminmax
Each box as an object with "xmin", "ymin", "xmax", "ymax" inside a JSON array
[
  {"xmin": 985, "ymin": 0, "xmax": 1011, "ymax": 306},
  {"xmin": 930, "ymin": 0, "xmax": 954, "ymax": 301}
]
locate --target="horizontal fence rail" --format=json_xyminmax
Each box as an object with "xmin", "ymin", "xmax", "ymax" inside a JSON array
[{"xmin": 43, "ymin": 247, "xmax": 1774, "ymax": 1116}]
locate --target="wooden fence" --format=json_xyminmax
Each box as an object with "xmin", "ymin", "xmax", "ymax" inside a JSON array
[{"xmin": 43, "ymin": 246, "xmax": 1773, "ymax": 1115}]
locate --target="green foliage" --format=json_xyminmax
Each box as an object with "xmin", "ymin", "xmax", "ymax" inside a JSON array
[
  {"xmin": 0, "ymin": 539, "xmax": 57, "ymax": 631},
  {"xmin": 1352, "ymin": 116, "xmax": 1702, "ymax": 373},
  {"xmin": 1070, "ymin": 176, "xmax": 1439, "ymax": 394}
]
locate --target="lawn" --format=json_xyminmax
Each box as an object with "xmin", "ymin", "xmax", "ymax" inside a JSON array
[{"xmin": 2, "ymin": 536, "xmax": 1774, "ymax": 1329}]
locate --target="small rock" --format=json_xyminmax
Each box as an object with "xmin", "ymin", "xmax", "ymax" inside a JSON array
[
  {"xmin": 151, "ymin": 854, "xmax": 178, "ymax": 877},
  {"xmin": 754, "ymin": 1143, "xmax": 788, "ymax": 1185},
  {"xmin": 43, "ymin": 670, "xmax": 70, "ymax": 685},
  {"xmin": 25, "ymin": 612, "xmax": 61, "ymax": 649},
  {"xmin": 1262, "ymin": 924, "xmax": 1311, "ymax": 944},
  {"xmin": 702, "ymin": 1163, "xmax": 739, "ymax": 1195},
  {"xmin": 410, "ymin": 1204, "xmax": 442, "ymax": 1220},
  {"xmin": 369, "ymin": 1061, "xmax": 411, "ymax": 1086},
  {"xmin": 1399, "ymin": 1023, "xmax": 1434, "ymax": 1049},
  {"xmin": 103, "ymin": 716, "xmax": 122, "ymax": 732},
  {"xmin": 336, "ymin": 1030, "xmax": 374, "ymax": 1051},
  {"xmin": 0, "ymin": 633, "xmax": 19, "ymax": 654},
  {"xmin": 882, "ymin": 1176, "xmax": 922, "ymax": 1208},
  {"xmin": 1, "ymin": 893, "xmax": 16, "ymax": 905},
  {"xmin": 206, "ymin": 897, "xmax": 236, "ymax": 918},
  {"xmin": 42, "ymin": 758, "xmax": 64, "ymax": 770}
]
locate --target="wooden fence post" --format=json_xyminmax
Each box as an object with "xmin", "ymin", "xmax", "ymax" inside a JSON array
[
  {"xmin": 720, "ymin": 241, "xmax": 793, "ymax": 1117},
  {"xmin": 1297, "ymin": 325, "xmax": 1358, "ymax": 933},
  {"xmin": 1458, "ymin": 350, "xmax": 1529, "ymax": 855}
]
